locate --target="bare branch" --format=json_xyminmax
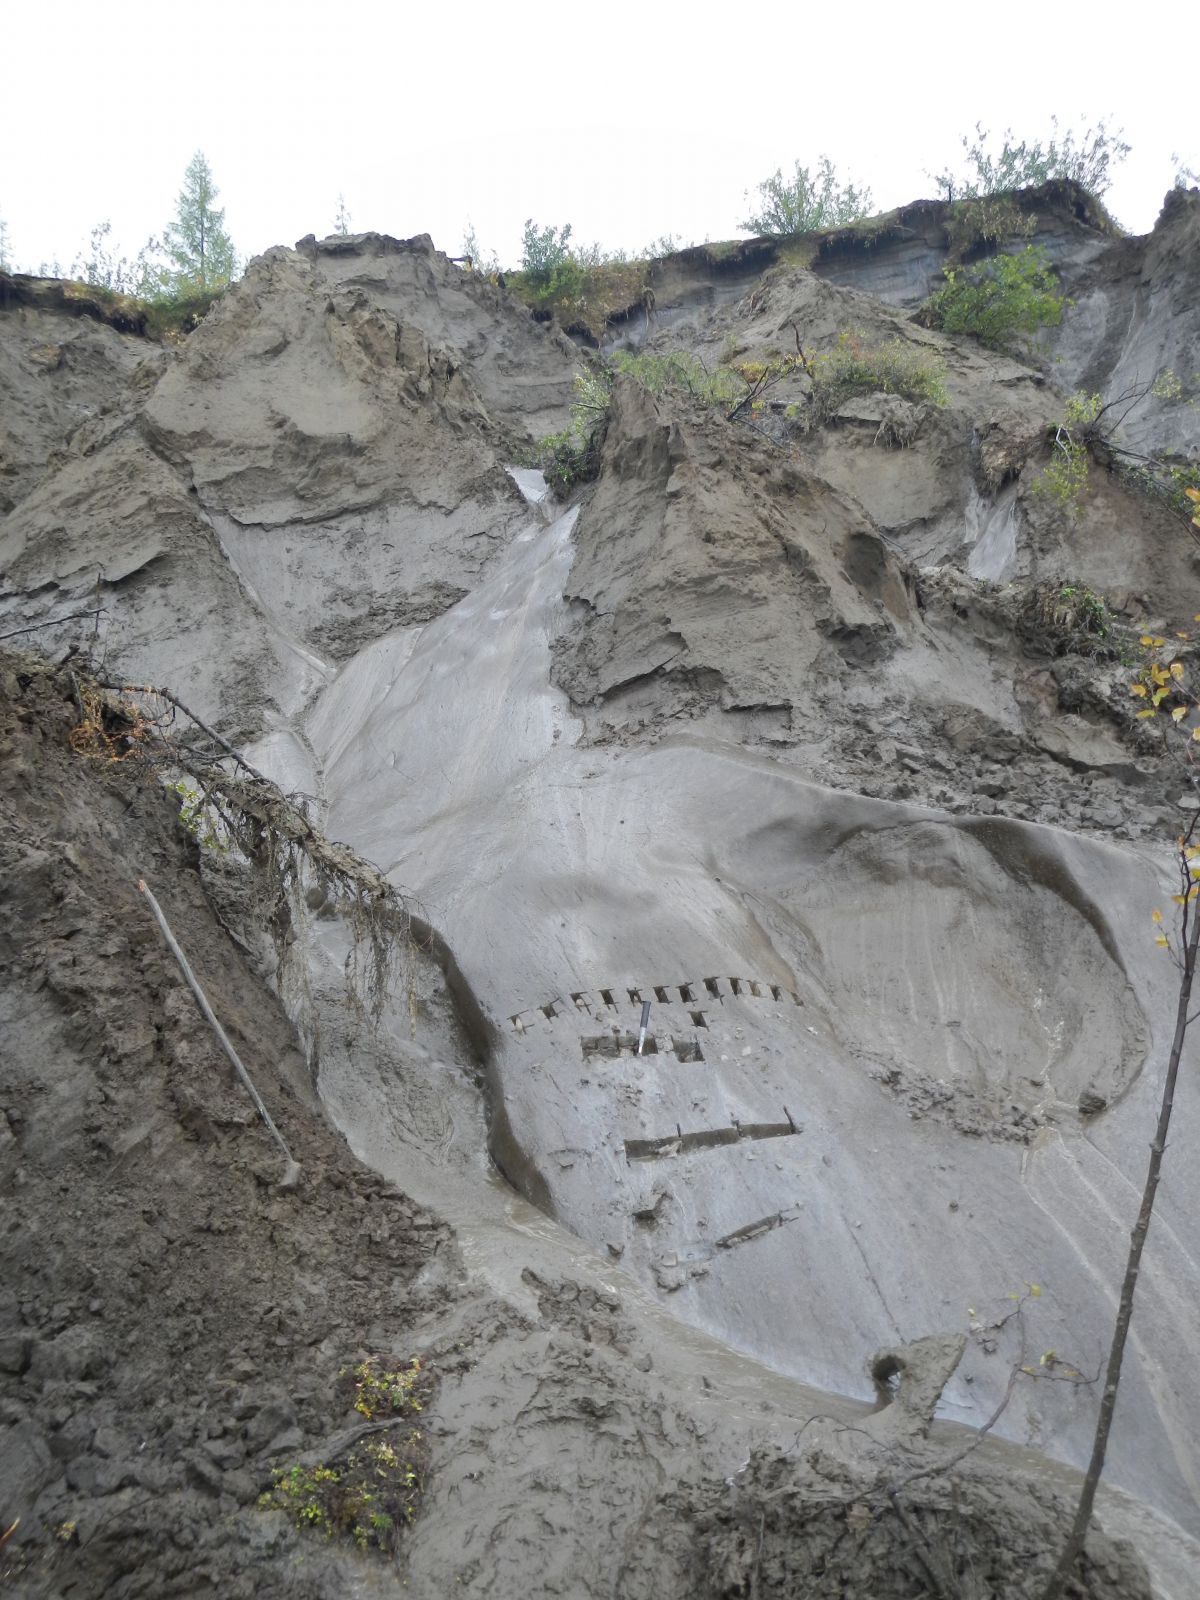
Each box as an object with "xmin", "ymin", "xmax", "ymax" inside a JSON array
[
  {"xmin": 0, "ymin": 608, "xmax": 105, "ymax": 642},
  {"xmin": 889, "ymin": 1315, "xmax": 1026, "ymax": 1497},
  {"xmin": 138, "ymin": 878, "xmax": 300, "ymax": 1186},
  {"xmin": 94, "ymin": 676, "xmax": 269, "ymax": 783}
]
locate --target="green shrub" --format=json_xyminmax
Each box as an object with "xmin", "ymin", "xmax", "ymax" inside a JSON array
[
  {"xmin": 171, "ymin": 778, "xmax": 228, "ymax": 852},
  {"xmin": 535, "ymin": 335, "xmax": 947, "ymax": 482},
  {"xmin": 261, "ymin": 1355, "xmax": 428, "ymax": 1556},
  {"xmin": 534, "ymin": 367, "xmax": 614, "ymax": 493},
  {"xmin": 1032, "ymin": 391, "xmax": 1103, "ymax": 513},
  {"xmin": 1164, "ymin": 463, "xmax": 1200, "ymax": 518},
  {"xmin": 930, "ymin": 117, "xmax": 1130, "ymax": 201},
  {"xmin": 610, "ymin": 350, "xmax": 744, "ymax": 406},
  {"xmin": 263, "ymin": 1435, "xmax": 424, "ymax": 1554},
  {"xmin": 925, "ymin": 245, "xmax": 1065, "ymax": 348},
  {"xmin": 521, "ymin": 220, "xmax": 573, "ymax": 286},
  {"xmin": 350, "ymin": 1356, "xmax": 423, "ymax": 1421},
  {"xmin": 943, "ymin": 195, "xmax": 1037, "ymax": 261},
  {"xmin": 1019, "ymin": 582, "xmax": 1119, "ymax": 659},
  {"xmin": 614, "ymin": 348, "xmax": 811, "ymax": 426},
  {"xmin": 510, "ymin": 251, "xmax": 650, "ymax": 341},
  {"xmin": 1121, "ymin": 458, "xmax": 1200, "ymax": 526},
  {"xmin": 536, "ymin": 424, "xmax": 599, "ymax": 495},
  {"xmin": 742, "ymin": 156, "xmax": 873, "ymax": 235},
  {"xmin": 1047, "ymin": 583, "xmax": 1112, "ymax": 642},
  {"xmin": 806, "ymin": 331, "xmax": 948, "ymax": 424},
  {"xmin": 143, "ymin": 287, "xmax": 224, "ymax": 336}
]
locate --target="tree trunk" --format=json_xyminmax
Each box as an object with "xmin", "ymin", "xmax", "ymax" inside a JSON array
[{"xmin": 1040, "ymin": 880, "xmax": 1200, "ymax": 1599}]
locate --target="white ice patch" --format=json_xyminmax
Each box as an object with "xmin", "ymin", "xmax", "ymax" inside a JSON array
[
  {"xmin": 964, "ymin": 484, "xmax": 1019, "ymax": 582},
  {"xmin": 507, "ymin": 466, "xmax": 552, "ymax": 506}
]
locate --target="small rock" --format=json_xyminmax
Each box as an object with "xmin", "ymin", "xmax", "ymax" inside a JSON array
[
  {"xmin": 28, "ymin": 1326, "xmax": 107, "ymax": 1383},
  {"xmin": 91, "ymin": 1425, "xmax": 123, "ymax": 1460},
  {"xmin": 92, "ymin": 1459, "xmax": 141, "ymax": 1496},
  {"xmin": 183, "ymin": 1451, "xmax": 226, "ymax": 1496},
  {"xmin": 48, "ymin": 1414, "xmax": 93, "ymax": 1464},
  {"xmin": 202, "ymin": 1437, "xmax": 245, "ymax": 1470},
  {"xmin": 243, "ymin": 1396, "xmax": 297, "ymax": 1450},
  {"xmin": 262, "ymin": 1425, "xmax": 303, "ymax": 1458},
  {"xmin": 0, "ymin": 1332, "xmax": 31, "ymax": 1375},
  {"xmin": 223, "ymin": 1467, "xmax": 260, "ymax": 1505},
  {"xmin": 1, "ymin": 1420, "xmax": 56, "ymax": 1531}
]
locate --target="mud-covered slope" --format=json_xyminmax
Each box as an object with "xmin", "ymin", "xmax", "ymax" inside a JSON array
[
  {"xmin": 5, "ymin": 655, "xmax": 1174, "ymax": 1600},
  {"xmin": 4, "ymin": 194, "xmax": 1200, "ymax": 1599},
  {"xmin": 557, "ymin": 302, "xmax": 1179, "ymax": 842},
  {"xmin": 0, "ymin": 274, "xmax": 157, "ymax": 514},
  {"xmin": 0, "ymin": 656, "xmax": 450, "ymax": 1595},
  {"xmin": 0, "ymin": 234, "xmax": 579, "ymax": 728}
]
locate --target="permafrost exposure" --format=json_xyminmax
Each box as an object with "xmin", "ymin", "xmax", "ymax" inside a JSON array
[{"xmin": 2, "ymin": 182, "xmax": 1200, "ymax": 1598}]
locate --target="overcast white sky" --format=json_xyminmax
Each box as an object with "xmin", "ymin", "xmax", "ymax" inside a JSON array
[{"xmin": 1, "ymin": 0, "xmax": 1195, "ymax": 275}]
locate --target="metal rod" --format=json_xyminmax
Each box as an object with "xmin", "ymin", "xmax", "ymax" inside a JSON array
[{"xmin": 636, "ymin": 999, "xmax": 652, "ymax": 1055}]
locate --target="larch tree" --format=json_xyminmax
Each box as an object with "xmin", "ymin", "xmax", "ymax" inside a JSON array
[{"xmin": 164, "ymin": 151, "xmax": 237, "ymax": 294}]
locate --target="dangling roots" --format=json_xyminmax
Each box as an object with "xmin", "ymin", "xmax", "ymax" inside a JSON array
[{"xmin": 61, "ymin": 660, "xmax": 424, "ymax": 1024}]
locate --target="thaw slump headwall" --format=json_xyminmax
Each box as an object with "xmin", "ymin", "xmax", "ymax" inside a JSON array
[{"xmin": 300, "ymin": 484, "xmax": 1191, "ymax": 1532}]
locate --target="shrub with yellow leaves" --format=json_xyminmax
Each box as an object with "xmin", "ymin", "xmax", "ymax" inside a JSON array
[{"xmin": 1129, "ymin": 626, "xmax": 1200, "ymax": 749}]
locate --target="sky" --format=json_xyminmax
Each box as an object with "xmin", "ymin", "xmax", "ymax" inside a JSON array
[{"xmin": 1, "ymin": 0, "xmax": 1195, "ymax": 276}]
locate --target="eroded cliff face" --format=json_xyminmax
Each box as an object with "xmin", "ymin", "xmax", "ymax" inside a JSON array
[{"xmin": 2, "ymin": 193, "xmax": 1200, "ymax": 1599}]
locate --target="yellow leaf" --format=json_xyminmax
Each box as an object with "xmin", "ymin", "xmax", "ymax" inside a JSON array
[
  {"xmin": 1029, "ymin": 1283, "xmax": 1041, "ymax": 1297},
  {"xmin": 1171, "ymin": 894, "xmax": 1186, "ymax": 905},
  {"xmin": 1193, "ymin": 727, "xmax": 1200, "ymax": 741},
  {"xmin": 1177, "ymin": 632, "xmax": 1191, "ymax": 641},
  {"xmin": 1140, "ymin": 635, "xmax": 1156, "ymax": 646},
  {"xmin": 1172, "ymin": 706, "xmax": 1188, "ymax": 722},
  {"xmin": 1152, "ymin": 909, "xmax": 1163, "ymax": 923},
  {"xmin": 1136, "ymin": 708, "xmax": 1158, "ymax": 718},
  {"xmin": 1171, "ymin": 661, "xmax": 1186, "ymax": 681},
  {"xmin": 1156, "ymin": 935, "xmax": 1170, "ymax": 948},
  {"xmin": 1187, "ymin": 487, "xmax": 1200, "ymax": 502},
  {"xmin": 1152, "ymin": 687, "xmax": 1170, "ymax": 706},
  {"xmin": 1131, "ymin": 682, "xmax": 1148, "ymax": 697}
]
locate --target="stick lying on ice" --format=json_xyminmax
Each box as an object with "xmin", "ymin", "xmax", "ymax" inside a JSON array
[{"xmin": 138, "ymin": 878, "xmax": 301, "ymax": 1188}]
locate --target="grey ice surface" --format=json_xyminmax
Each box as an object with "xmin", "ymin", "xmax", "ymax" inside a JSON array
[{"xmin": 229, "ymin": 481, "xmax": 1200, "ymax": 1544}]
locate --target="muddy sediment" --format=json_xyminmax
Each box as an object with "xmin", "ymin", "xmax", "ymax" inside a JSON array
[{"xmin": 3, "ymin": 193, "xmax": 1200, "ymax": 1597}]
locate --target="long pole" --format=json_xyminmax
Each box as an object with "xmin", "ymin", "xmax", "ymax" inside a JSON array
[{"xmin": 138, "ymin": 879, "xmax": 301, "ymax": 1187}]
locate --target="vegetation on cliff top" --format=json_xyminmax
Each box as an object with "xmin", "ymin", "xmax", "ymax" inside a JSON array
[
  {"xmin": 741, "ymin": 155, "xmax": 874, "ymax": 235},
  {"xmin": 924, "ymin": 244, "xmax": 1066, "ymax": 348},
  {"xmin": 0, "ymin": 150, "xmax": 238, "ymax": 338}
]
